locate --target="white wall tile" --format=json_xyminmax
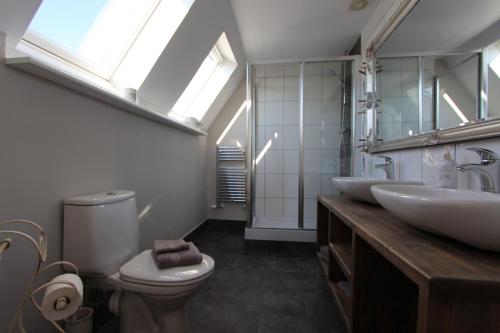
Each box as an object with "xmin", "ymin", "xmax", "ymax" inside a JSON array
[
  {"xmin": 400, "ymin": 58, "xmax": 418, "ymax": 71},
  {"xmin": 283, "ymin": 125, "xmax": 299, "ymax": 149},
  {"xmin": 265, "ymin": 174, "xmax": 284, "ymax": 198},
  {"xmin": 256, "ymin": 148, "xmax": 266, "ymax": 174},
  {"xmin": 255, "ymin": 78, "xmax": 266, "ymax": 101},
  {"xmin": 265, "ymin": 64, "xmax": 284, "ymax": 77},
  {"xmin": 304, "ymin": 63, "xmax": 322, "ymax": 76},
  {"xmin": 283, "ymin": 174, "xmax": 299, "ymax": 198},
  {"xmin": 283, "ymin": 199, "xmax": 298, "ymax": 217},
  {"xmin": 322, "ymin": 150, "xmax": 340, "ymax": 174},
  {"xmin": 265, "ymin": 125, "xmax": 284, "ymax": 149},
  {"xmin": 322, "ymin": 99, "xmax": 342, "ymax": 124},
  {"xmin": 265, "ymin": 77, "xmax": 283, "ymax": 101},
  {"xmin": 256, "ymin": 125, "xmax": 266, "ymax": 149},
  {"xmin": 256, "ymin": 101, "xmax": 266, "ymax": 125},
  {"xmin": 380, "ymin": 72, "xmax": 402, "ymax": 98},
  {"xmin": 402, "ymin": 71, "xmax": 419, "ymax": 98},
  {"xmin": 399, "ymin": 149, "xmax": 423, "ymax": 181},
  {"xmin": 304, "ymin": 125, "xmax": 322, "ymax": 149},
  {"xmin": 255, "ymin": 197, "xmax": 265, "ymax": 216},
  {"xmin": 379, "ymin": 58, "xmax": 401, "ymax": 72},
  {"xmin": 284, "ymin": 77, "xmax": 299, "ymax": 100},
  {"xmin": 264, "ymin": 149, "xmax": 284, "ymax": 173},
  {"xmin": 284, "ymin": 64, "xmax": 300, "ymax": 77},
  {"xmin": 264, "ymin": 101, "xmax": 283, "ymax": 124},
  {"xmin": 322, "ymin": 76, "xmax": 342, "ymax": 100},
  {"xmin": 422, "ymin": 144, "xmax": 454, "ymax": 185},
  {"xmin": 305, "ymin": 174, "xmax": 321, "ymax": 198},
  {"xmin": 283, "ymin": 101, "xmax": 300, "ymax": 125},
  {"xmin": 322, "ymin": 175, "xmax": 337, "ymax": 195},
  {"xmin": 305, "ymin": 150, "xmax": 322, "ymax": 174},
  {"xmin": 304, "ymin": 76, "xmax": 322, "ymax": 100},
  {"xmin": 255, "ymin": 173, "xmax": 265, "ymax": 197},
  {"xmin": 322, "ymin": 62, "xmax": 342, "ymax": 76},
  {"xmin": 304, "ymin": 100, "xmax": 322, "ymax": 124},
  {"xmin": 265, "ymin": 198, "xmax": 283, "ymax": 217},
  {"xmin": 284, "ymin": 150, "xmax": 299, "ymax": 173},
  {"xmin": 304, "ymin": 199, "xmax": 317, "ymax": 219},
  {"xmin": 254, "ymin": 65, "xmax": 266, "ymax": 77},
  {"xmin": 323, "ymin": 125, "xmax": 341, "ymax": 149}
]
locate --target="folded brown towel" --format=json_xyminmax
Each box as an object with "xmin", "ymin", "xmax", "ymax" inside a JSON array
[
  {"xmin": 152, "ymin": 242, "xmax": 202, "ymax": 269},
  {"xmin": 153, "ymin": 239, "xmax": 189, "ymax": 255}
]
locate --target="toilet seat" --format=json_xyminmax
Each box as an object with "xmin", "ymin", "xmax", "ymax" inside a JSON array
[{"xmin": 119, "ymin": 250, "xmax": 214, "ymax": 286}]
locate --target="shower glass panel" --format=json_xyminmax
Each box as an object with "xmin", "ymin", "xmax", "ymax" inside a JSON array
[
  {"xmin": 251, "ymin": 61, "xmax": 352, "ymax": 230},
  {"xmin": 303, "ymin": 61, "xmax": 351, "ymax": 228},
  {"xmin": 253, "ymin": 63, "xmax": 301, "ymax": 229}
]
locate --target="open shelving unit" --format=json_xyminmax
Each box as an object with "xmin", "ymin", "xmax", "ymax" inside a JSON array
[{"xmin": 317, "ymin": 195, "xmax": 500, "ymax": 333}]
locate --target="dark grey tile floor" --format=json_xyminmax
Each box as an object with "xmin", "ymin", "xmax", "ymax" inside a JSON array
[{"xmin": 99, "ymin": 222, "xmax": 347, "ymax": 333}]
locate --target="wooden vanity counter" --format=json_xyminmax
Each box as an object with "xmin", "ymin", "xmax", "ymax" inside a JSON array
[{"xmin": 317, "ymin": 195, "xmax": 500, "ymax": 333}]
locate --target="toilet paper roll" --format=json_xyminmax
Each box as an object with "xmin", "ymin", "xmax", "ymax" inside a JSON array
[{"xmin": 40, "ymin": 273, "xmax": 83, "ymax": 321}]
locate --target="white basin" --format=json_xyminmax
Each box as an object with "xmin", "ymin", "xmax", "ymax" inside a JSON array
[
  {"xmin": 371, "ymin": 185, "xmax": 500, "ymax": 252},
  {"xmin": 331, "ymin": 177, "xmax": 423, "ymax": 204}
]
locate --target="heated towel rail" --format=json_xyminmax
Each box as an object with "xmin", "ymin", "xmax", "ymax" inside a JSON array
[{"xmin": 216, "ymin": 146, "xmax": 247, "ymax": 206}]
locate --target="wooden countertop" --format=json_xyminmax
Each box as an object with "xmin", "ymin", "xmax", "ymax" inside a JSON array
[{"xmin": 318, "ymin": 195, "xmax": 500, "ymax": 287}]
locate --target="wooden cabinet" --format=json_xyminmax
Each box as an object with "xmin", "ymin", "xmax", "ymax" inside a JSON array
[{"xmin": 317, "ymin": 195, "xmax": 500, "ymax": 333}]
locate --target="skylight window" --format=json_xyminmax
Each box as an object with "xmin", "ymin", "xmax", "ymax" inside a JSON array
[
  {"xmin": 170, "ymin": 33, "xmax": 237, "ymax": 122},
  {"xmin": 24, "ymin": 0, "xmax": 194, "ymax": 88}
]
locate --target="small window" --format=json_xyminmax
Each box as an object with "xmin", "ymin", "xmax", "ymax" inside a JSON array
[
  {"xmin": 23, "ymin": 0, "xmax": 194, "ymax": 88},
  {"xmin": 170, "ymin": 33, "xmax": 237, "ymax": 122}
]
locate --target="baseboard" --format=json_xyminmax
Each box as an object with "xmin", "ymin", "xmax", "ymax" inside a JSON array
[
  {"xmin": 183, "ymin": 219, "xmax": 208, "ymax": 242},
  {"xmin": 244, "ymin": 227, "xmax": 316, "ymax": 243}
]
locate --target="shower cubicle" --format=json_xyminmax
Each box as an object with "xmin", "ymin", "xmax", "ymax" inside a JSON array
[{"xmin": 245, "ymin": 59, "xmax": 355, "ymax": 241}]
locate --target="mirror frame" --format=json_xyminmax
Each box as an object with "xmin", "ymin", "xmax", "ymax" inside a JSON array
[{"xmin": 366, "ymin": 0, "xmax": 499, "ymax": 153}]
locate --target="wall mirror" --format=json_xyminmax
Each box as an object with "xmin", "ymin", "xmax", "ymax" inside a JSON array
[{"xmin": 369, "ymin": 0, "xmax": 500, "ymax": 152}]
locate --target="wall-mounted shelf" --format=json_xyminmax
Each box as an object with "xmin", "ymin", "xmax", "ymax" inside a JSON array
[{"xmin": 317, "ymin": 195, "xmax": 500, "ymax": 333}]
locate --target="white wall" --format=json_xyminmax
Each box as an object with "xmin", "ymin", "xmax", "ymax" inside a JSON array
[{"xmin": 0, "ymin": 51, "xmax": 207, "ymax": 332}]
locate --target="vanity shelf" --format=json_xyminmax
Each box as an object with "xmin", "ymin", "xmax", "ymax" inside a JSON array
[{"xmin": 317, "ymin": 195, "xmax": 500, "ymax": 333}]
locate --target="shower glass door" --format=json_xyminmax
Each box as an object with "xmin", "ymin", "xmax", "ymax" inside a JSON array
[
  {"xmin": 253, "ymin": 63, "xmax": 301, "ymax": 229},
  {"xmin": 251, "ymin": 60, "xmax": 352, "ymax": 230}
]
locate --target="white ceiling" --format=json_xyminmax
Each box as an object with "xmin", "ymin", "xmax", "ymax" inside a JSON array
[{"xmin": 229, "ymin": 0, "xmax": 380, "ymax": 62}]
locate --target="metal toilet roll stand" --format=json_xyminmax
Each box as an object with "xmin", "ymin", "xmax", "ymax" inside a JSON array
[{"xmin": 0, "ymin": 220, "xmax": 82, "ymax": 333}]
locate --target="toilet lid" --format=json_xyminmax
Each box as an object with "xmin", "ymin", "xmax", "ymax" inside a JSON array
[{"xmin": 119, "ymin": 250, "xmax": 214, "ymax": 285}]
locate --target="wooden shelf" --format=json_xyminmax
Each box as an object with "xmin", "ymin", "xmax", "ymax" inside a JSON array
[
  {"xmin": 317, "ymin": 195, "xmax": 500, "ymax": 333},
  {"xmin": 329, "ymin": 243, "xmax": 352, "ymax": 279}
]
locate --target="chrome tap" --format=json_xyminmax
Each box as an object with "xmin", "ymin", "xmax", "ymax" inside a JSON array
[
  {"xmin": 374, "ymin": 156, "xmax": 394, "ymax": 180},
  {"xmin": 457, "ymin": 148, "xmax": 500, "ymax": 193}
]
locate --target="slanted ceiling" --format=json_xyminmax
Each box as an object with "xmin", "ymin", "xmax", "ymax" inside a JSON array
[
  {"xmin": 0, "ymin": 0, "xmax": 246, "ymax": 130},
  {"xmin": 230, "ymin": 0, "xmax": 380, "ymax": 62}
]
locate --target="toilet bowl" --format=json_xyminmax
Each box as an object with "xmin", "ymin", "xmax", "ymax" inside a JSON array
[
  {"xmin": 63, "ymin": 190, "xmax": 214, "ymax": 333},
  {"xmin": 105, "ymin": 251, "xmax": 214, "ymax": 333}
]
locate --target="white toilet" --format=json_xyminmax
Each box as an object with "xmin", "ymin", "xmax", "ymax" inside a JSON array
[{"xmin": 63, "ymin": 190, "xmax": 214, "ymax": 333}]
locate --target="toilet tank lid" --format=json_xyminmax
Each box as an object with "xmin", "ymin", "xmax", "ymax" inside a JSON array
[{"xmin": 64, "ymin": 190, "xmax": 135, "ymax": 206}]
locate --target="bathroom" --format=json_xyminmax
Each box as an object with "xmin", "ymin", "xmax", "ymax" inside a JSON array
[{"xmin": 0, "ymin": 0, "xmax": 499, "ymax": 332}]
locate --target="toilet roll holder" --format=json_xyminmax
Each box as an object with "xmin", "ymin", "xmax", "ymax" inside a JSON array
[{"xmin": 0, "ymin": 220, "xmax": 81, "ymax": 333}]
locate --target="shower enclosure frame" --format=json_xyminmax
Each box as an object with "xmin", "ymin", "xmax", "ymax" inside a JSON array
[{"xmin": 246, "ymin": 56, "xmax": 359, "ymax": 231}]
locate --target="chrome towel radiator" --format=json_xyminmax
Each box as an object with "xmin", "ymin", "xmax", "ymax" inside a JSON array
[{"xmin": 216, "ymin": 146, "xmax": 247, "ymax": 206}]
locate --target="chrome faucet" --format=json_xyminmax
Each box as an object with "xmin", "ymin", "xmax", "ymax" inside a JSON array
[
  {"xmin": 374, "ymin": 156, "xmax": 394, "ymax": 180},
  {"xmin": 457, "ymin": 148, "xmax": 500, "ymax": 193}
]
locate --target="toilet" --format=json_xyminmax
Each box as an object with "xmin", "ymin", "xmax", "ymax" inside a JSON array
[{"xmin": 63, "ymin": 190, "xmax": 214, "ymax": 333}]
